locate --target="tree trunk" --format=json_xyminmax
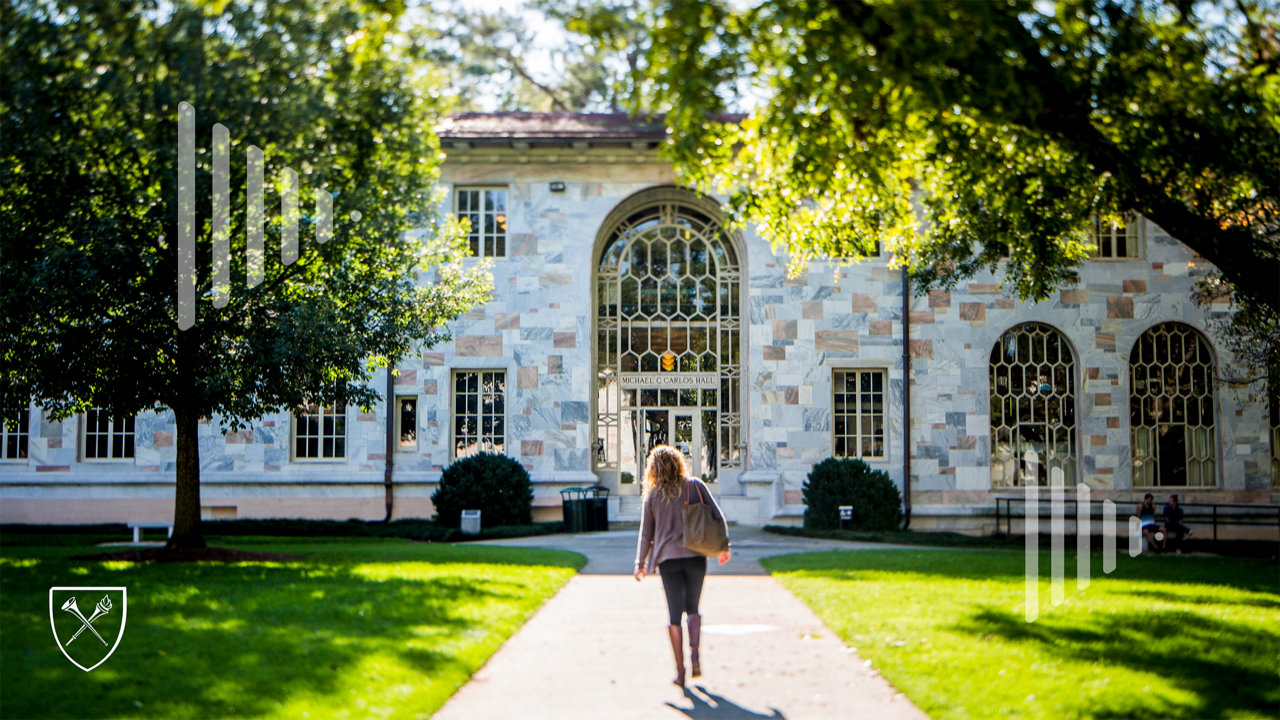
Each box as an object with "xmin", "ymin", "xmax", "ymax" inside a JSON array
[{"xmin": 168, "ymin": 405, "xmax": 206, "ymax": 548}]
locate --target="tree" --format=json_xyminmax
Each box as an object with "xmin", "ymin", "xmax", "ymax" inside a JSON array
[
  {"xmin": 439, "ymin": 0, "xmax": 648, "ymax": 112},
  {"xmin": 0, "ymin": 0, "xmax": 492, "ymax": 547},
  {"xmin": 642, "ymin": 0, "xmax": 1279, "ymax": 316}
]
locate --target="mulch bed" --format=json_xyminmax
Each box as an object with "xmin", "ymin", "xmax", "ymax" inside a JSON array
[{"xmin": 71, "ymin": 547, "xmax": 303, "ymax": 563}]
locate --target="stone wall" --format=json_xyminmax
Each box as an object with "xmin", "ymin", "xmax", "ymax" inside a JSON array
[{"xmin": 3, "ymin": 153, "xmax": 1277, "ymax": 527}]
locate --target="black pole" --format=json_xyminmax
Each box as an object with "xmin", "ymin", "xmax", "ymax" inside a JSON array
[
  {"xmin": 382, "ymin": 364, "xmax": 395, "ymax": 522},
  {"xmin": 902, "ymin": 269, "xmax": 912, "ymax": 530}
]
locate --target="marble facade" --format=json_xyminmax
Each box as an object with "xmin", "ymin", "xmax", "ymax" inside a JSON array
[{"xmin": 3, "ymin": 114, "xmax": 1276, "ymax": 532}]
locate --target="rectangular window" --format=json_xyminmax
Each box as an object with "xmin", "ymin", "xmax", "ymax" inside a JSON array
[
  {"xmin": 83, "ymin": 408, "xmax": 134, "ymax": 460},
  {"xmin": 295, "ymin": 404, "xmax": 346, "ymax": 460},
  {"xmin": 1092, "ymin": 214, "xmax": 1141, "ymax": 259},
  {"xmin": 456, "ymin": 187, "xmax": 507, "ymax": 257},
  {"xmin": 397, "ymin": 395, "xmax": 418, "ymax": 451},
  {"xmin": 1271, "ymin": 391, "xmax": 1279, "ymax": 487},
  {"xmin": 2, "ymin": 407, "xmax": 29, "ymax": 460},
  {"xmin": 833, "ymin": 370, "xmax": 887, "ymax": 459},
  {"xmin": 454, "ymin": 370, "xmax": 505, "ymax": 458}
]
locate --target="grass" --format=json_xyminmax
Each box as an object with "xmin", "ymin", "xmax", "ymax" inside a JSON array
[
  {"xmin": 762, "ymin": 524, "xmax": 1280, "ymax": 558},
  {"xmin": 1, "ymin": 518, "xmax": 567, "ymax": 544},
  {"xmin": 763, "ymin": 524, "xmax": 1025, "ymax": 549},
  {"xmin": 762, "ymin": 549, "xmax": 1280, "ymax": 720},
  {"xmin": 0, "ymin": 533, "xmax": 583, "ymax": 719}
]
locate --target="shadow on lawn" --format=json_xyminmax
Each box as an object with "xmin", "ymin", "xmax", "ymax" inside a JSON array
[
  {"xmin": 0, "ymin": 553, "xmax": 531, "ymax": 718},
  {"xmin": 1117, "ymin": 587, "xmax": 1280, "ymax": 610},
  {"xmin": 772, "ymin": 548, "xmax": 1280, "ymax": 595},
  {"xmin": 958, "ymin": 607, "xmax": 1280, "ymax": 718}
]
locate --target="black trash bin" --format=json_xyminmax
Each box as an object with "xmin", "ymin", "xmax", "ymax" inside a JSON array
[
  {"xmin": 560, "ymin": 487, "xmax": 587, "ymax": 533},
  {"xmin": 582, "ymin": 485, "xmax": 610, "ymax": 532}
]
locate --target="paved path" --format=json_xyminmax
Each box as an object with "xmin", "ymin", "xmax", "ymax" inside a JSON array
[
  {"xmin": 472, "ymin": 524, "xmax": 923, "ymax": 575},
  {"xmin": 433, "ymin": 527, "xmax": 931, "ymax": 719}
]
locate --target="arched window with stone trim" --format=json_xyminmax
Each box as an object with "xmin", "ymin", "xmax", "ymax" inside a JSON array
[
  {"xmin": 594, "ymin": 191, "xmax": 743, "ymax": 489},
  {"xmin": 990, "ymin": 323, "xmax": 1078, "ymax": 486},
  {"xmin": 1129, "ymin": 322, "xmax": 1217, "ymax": 487}
]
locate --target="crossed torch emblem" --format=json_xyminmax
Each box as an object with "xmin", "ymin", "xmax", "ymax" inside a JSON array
[{"xmin": 60, "ymin": 595, "xmax": 113, "ymax": 646}]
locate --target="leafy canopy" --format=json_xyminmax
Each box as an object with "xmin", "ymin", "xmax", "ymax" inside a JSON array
[
  {"xmin": 644, "ymin": 0, "xmax": 1280, "ymax": 312},
  {"xmin": 1, "ymin": 0, "xmax": 492, "ymax": 422}
]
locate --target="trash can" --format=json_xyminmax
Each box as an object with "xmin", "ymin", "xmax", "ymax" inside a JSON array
[
  {"xmin": 560, "ymin": 487, "xmax": 588, "ymax": 533},
  {"xmin": 583, "ymin": 485, "xmax": 610, "ymax": 532}
]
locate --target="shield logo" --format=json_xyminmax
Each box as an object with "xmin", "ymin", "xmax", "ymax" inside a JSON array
[{"xmin": 49, "ymin": 587, "xmax": 128, "ymax": 672}]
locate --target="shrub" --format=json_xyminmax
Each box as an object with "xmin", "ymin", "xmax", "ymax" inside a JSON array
[
  {"xmin": 802, "ymin": 457, "xmax": 903, "ymax": 531},
  {"xmin": 432, "ymin": 452, "xmax": 534, "ymax": 528}
]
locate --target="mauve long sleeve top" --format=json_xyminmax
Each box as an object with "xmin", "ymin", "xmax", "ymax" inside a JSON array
[{"xmin": 634, "ymin": 478, "xmax": 728, "ymax": 574}]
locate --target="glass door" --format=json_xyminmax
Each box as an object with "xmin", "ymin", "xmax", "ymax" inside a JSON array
[{"xmin": 673, "ymin": 412, "xmax": 699, "ymax": 478}]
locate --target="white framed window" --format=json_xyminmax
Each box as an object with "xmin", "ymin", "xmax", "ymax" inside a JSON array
[
  {"xmin": 2, "ymin": 407, "xmax": 30, "ymax": 461},
  {"xmin": 833, "ymin": 369, "xmax": 887, "ymax": 459},
  {"xmin": 294, "ymin": 404, "xmax": 346, "ymax": 460},
  {"xmin": 453, "ymin": 370, "xmax": 506, "ymax": 459},
  {"xmin": 83, "ymin": 408, "xmax": 134, "ymax": 461},
  {"xmin": 1091, "ymin": 213, "xmax": 1142, "ymax": 259},
  {"xmin": 397, "ymin": 395, "xmax": 418, "ymax": 452},
  {"xmin": 456, "ymin": 187, "xmax": 507, "ymax": 258}
]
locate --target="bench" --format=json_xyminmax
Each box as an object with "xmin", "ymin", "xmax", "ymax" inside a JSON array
[{"xmin": 128, "ymin": 522, "xmax": 173, "ymax": 543}]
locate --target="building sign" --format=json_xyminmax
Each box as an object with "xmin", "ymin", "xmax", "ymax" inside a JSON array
[{"xmin": 620, "ymin": 373, "xmax": 719, "ymax": 388}]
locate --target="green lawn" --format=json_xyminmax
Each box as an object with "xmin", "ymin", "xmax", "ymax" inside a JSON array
[
  {"xmin": 1, "ymin": 534, "xmax": 583, "ymax": 719},
  {"xmin": 762, "ymin": 549, "xmax": 1280, "ymax": 720}
]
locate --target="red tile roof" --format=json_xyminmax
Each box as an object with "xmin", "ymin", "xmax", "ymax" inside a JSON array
[{"xmin": 436, "ymin": 112, "xmax": 745, "ymax": 142}]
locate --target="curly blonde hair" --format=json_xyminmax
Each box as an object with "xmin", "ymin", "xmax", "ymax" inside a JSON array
[{"xmin": 642, "ymin": 445, "xmax": 688, "ymax": 500}]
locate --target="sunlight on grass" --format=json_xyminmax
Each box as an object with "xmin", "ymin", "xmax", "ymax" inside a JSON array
[
  {"xmin": 763, "ymin": 549, "xmax": 1279, "ymax": 720},
  {"xmin": 1, "ymin": 535, "xmax": 583, "ymax": 719}
]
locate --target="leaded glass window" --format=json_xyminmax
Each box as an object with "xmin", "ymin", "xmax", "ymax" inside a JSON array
[
  {"xmin": 990, "ymin": 323, "xmax": 1077, "ymax": 486},
  {"xmin": 596, "ymin": 196, "xmax": 742, "ymax": 482},
  {"xmin": 1130, "ymin": 323, "xmax": 1217, "ymax": 487}
]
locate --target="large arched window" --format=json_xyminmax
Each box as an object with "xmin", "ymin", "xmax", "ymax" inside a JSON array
[
  {"xmin": 595, "ymin": 194, "xmax": 742, "ymax": 486},
  {"xmin": 1130, "ymin": 323, "xmax": 1217, "ymax": 487},
  {"xmin": 990, "ymin": 323, "xmax": 1078, "ymax": 486}
]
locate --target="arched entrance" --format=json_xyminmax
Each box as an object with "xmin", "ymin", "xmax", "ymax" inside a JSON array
[{"xmin": 593, "ymin": 190, "xmax": 743, "ymax": 495}]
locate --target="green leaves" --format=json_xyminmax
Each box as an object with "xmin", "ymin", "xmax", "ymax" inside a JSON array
[
  {"xmin": 0, "ymin": 0, "xmax": 492, "ymax": 422},
  {"xmin": 643, "ymin": 0, "xmax": 1279, "ymax": 310}
]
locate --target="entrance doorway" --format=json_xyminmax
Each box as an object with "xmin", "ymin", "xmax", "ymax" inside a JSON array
[{"xmin": 643, "ymin": 409, "xmax": 702, "ymax": 479}]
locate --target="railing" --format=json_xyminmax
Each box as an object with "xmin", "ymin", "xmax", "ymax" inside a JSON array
[{"xmin": 995, "ymin": 497, "xmax": 1280, "ymax": 541}]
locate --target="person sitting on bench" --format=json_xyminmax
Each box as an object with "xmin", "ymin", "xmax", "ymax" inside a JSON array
[
  {"xmin": 1138, "ymin": 494, "xmax": 1161, "ymax": 552},
  {"xmin": 1162, "ymin": 494, "xmax": 1192, "ymax": 554}
]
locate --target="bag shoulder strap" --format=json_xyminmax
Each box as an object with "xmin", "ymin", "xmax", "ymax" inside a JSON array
[{"xmin": 684, "ymin": 478, "xmax": 707, "ymax": 506}]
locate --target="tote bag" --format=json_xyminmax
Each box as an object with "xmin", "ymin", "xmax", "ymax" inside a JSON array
[{"xmin": 682, "ymin": 479, "xmax": 730, "ymax": 556}]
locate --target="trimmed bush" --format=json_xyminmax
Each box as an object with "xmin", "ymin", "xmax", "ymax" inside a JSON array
[
  {"xmin": 432, "ymin": 452, "xmax": 534, "ymax": 528},
  {"xmin": 802, "ymin": 457, "xmax": 903, "ymax": 531}
]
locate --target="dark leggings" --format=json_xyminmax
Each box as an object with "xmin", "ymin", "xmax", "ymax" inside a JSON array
[{"xmin": 658, "ymin": 556, "xmax": 707, "ymax": 625}]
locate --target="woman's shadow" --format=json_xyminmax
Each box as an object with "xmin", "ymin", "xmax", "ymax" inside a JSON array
[{"xmin": 666, "ymin": 686, "xmax": 786, "ymax": 719}]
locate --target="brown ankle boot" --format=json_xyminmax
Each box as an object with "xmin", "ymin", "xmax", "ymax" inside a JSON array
[
  {"xmin": 667, "ymin": 624, "xmax": 685, "ymax": 686},
  {"xmin": 687, "ymin": 614, "xmax": 702, "ymax": 678}
]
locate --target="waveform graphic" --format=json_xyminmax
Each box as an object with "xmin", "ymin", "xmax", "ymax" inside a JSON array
[{"xmin": 177, "ymin": 101, "xmax": 339, "ymax": 329}]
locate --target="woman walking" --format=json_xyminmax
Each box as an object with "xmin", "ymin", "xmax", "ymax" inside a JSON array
[{"xmin": 634, "ymin": 445, "xmax": 731, "ymax": 686}]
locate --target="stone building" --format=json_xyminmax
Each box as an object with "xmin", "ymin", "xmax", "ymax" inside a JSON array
[{"xmin": 3, "ymin": 113, "xmax": 1278, "ymax": 533}]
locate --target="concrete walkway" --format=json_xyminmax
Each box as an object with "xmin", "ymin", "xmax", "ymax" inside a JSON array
[
  {"xmin": 471, "ymin": 524, "xmax": 924, "ymax": 575},
  {"xmin": 433, "ymin": 527, "xmax": 931, "ymax": 719}
]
